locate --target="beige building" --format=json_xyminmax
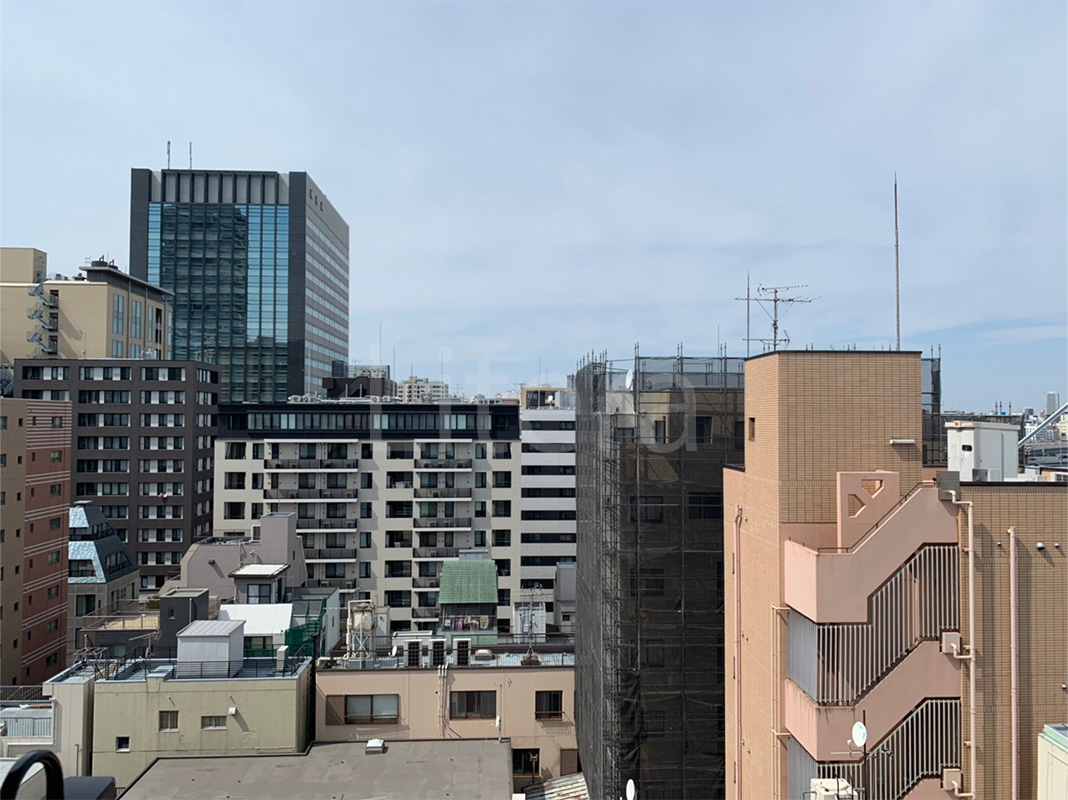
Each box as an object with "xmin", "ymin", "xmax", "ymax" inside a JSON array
[
  {"xmin": 40, "ymin": 620, "xmax": 312, "ymax": 792},
  {"xmin": 1, "ymin": 247, "xmax": 172, "ymax": 363},
  {"xmin": 725, "ymin": 350, "xmax": 1067, "ymax": 800},
  {"xmin": 316, "ymin": 649, "xmax": 577, "ymax": 793}
]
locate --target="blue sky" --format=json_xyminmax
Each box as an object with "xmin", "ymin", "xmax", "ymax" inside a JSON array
[{"xmin": 2, "ymin": 1, "xmax": 1064, "ymax": 410}]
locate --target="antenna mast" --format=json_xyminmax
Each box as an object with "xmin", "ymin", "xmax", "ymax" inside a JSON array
[
  {"xmin": 189, "ymin": 142, "xmax": 193, "ymax": 170},
  {"xmin": 735, "ymin": 273, "xmax": 753, "ymax": 358},
  {"xmin": 742, "ymin": 285, "xmax": 814, "ymax": 353},
  {"xmin": 166, "ymin": 141, "xmax": 171, "ymax": 169},
  {"xmin": 894, "ymin": 174, "xmax": 900, "ymax": 351}
]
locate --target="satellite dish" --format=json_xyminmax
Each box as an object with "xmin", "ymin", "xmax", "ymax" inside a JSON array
[
  {"xmin": 390, "ymin": 645, "xmax": 398, "ymax": 658},
  {"xmin": 625, "ymin": 370, "xmax": 635, "ymax": 390},
  {"xmin": 851, "ymin": 720, "xmax": 868, "ymax": 748},
  {"xmin": 625, "ymin": 779, "xmax": 637, "ymax": 800}
]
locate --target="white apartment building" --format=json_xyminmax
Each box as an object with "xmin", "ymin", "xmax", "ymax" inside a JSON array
[
  {"xmin": 212, "ymin": 400, "xmax": 523, "ymax": 633},
  {"xmin": 397, "ymin": 376, "xmax": 450, "ymax": 403},
  {"xmin": 519, "ymin": 406, "xmax": 576, "ymax": 630}
]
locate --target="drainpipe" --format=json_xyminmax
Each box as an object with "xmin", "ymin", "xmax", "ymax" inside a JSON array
[
  {"xmin": 1009, "ymin": 526, "xmax": 1019, "ymax": 800},
  {"xmin": 949, "ymin": 491, "xmax": 976, "ymax": 798},
  {"xmin": 733, "ymin": 504, "xmax": 743, "ymax": 800}
]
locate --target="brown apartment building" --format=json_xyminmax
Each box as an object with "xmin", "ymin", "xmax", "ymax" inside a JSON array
[
  {"xmin": 725, "ymin": 351, "xmax": 1066, "ymax": 800},
  {"xmin": 1, "ymin": 399, "xmax": 72, "ymax": 684}
]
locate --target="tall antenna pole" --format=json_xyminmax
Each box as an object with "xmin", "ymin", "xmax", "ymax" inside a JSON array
[
  {"xmin": 894, "ymin": 173, "xmax": 900, "ymax": 351},
  {"xmin": 189, "ymin": 142, "xmax": 193, "ymax": 170},
  {"xmin": 166, "ymin": 141, "xmax": 171, "ymax": 169},
  {"xmin": 746, "ymin": 272, "xmax": 751, "ymax": 358}
]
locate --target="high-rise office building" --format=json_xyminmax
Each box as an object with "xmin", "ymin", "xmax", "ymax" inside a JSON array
[{"xmin": 129, "ymin": 170, "xmax": 350, "ymax": 402}]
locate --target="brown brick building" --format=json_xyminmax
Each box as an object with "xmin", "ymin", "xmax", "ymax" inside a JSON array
[{"xmin": 1, "ymin": 398, "xmax": 72, "ymax": 684}]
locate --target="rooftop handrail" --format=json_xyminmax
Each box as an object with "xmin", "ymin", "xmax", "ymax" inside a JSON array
[{"xmin": 816, "ymin": 480, "xmax": 934, "ymax": 554}]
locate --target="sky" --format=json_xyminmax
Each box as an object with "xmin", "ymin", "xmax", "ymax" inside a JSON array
[{"xmin": 1, "ymin": 1, "xmax": 1065, "ymax": 411}]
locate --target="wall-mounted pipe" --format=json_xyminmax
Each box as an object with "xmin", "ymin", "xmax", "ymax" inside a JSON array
[
  {"xmin": 950, "ymin": 491, "xmax": 976, "ymax": 798},
  {"xmin": 1009, "ymin": 526, "xmax": 1019, "ymax": 800},
  {"xmin": 733, "ymin": 504, "xmax": 743, "ymax": 800}
]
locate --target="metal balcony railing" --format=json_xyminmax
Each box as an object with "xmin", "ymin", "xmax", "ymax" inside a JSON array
[
  {"xmin": 413, "ymin": 517, "xmax": 472, "ymax": 529},
  {"xmin": 265, "ymin": 459, "xmax": 359, "ymax": 470},
  {"xmin": 412, "ymin": 607, "xmax": 440, "ymax": 618},
  {"xmin": 310, "ymin": 578, "xmax": 357, "ymax": 590},
  {"xmin": 412, "ymin": 576, "xmax": 440, "ymax": 588},
  {"xmin": 265, "ymin": 488, "xmax": 355, "ymax": 500},
  {"xmin": 414, "ymin": 487, "xmax": 473, "ymax": 499},
  {"xmin": 305, "ymin": 548, "xmax": 357, "ymax": 560},
  {"xmin": 413, "ymin": 547, "xmax": 460, "ymax": 559},
  {"xmin": 295, "ymin": 519, "xmax": 359, "ymax": 530},
  {"xmin": 414, "ymin": 459, "xmax": 473, "ymax": 470}
]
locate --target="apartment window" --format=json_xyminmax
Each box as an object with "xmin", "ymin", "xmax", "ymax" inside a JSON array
[
  {"xmin": 535, "ymin": 691, "xmax": 563, "ymax": 721},
  {"xmin": 225, "ymin": 442, "xmax": 247, "ymax": 459},
  {"xmin": 493, "ymin": 529, "xmax": 511, "ymax": 547},
  {"xmin": 475, "ymin": 443, "xmax": 487, "ymax": 459},
  {"xmin": 112, "ymin": 294, "xmax": 125, "ymax": 334},
  {"xmin": 615, "ymin": 427, "xmax": 635, "ymax": 444},
  {"xmin": 50, "ymin": 450, "xmax": 63, "ymax": 463},
  {"xmin": 47, "ymin": 550, "xmax": 60, "ymax": 564},
  {"xmin": 360, "ymin": 473, "xmax": 372, "ymax": 490},
  {"xmin": 225, "ymin": 473, "xmax": 246, "ymax": 490},
  {"xmin": 325, "ymin": 563, "xmax": 346, "ymax": 579},
  {"xmin": 695, "ymin": 416, "xmax": 712, "ymax": 444},
  {"xmin": 224, "ymin": 503, "xmax": 246, "ymax": 520},
  {"xmin": 252, "ymin": 443, "xmax": 264, "ymax": 460},
  {"xmin": 115, "ymin": 736, "xmax": 130, "ymax": 752},
  {"xmin": 359, "ymin": 531, "xmax": 372, "ymax": 548},
  {"xmin": 159, "ymin": 710, "xmax": 178, "ymax": 731},
  {"xmin": 360, "ymin": 502, "xmax": 372, "ymax": 519},
  {"xmin": 498, "ymin": 588, "xmax": 511, "ymax": 606},
  {"xmin": 247, "ymin": 584, "xmax": 272, "ymax": 604},
  {"xmin": 344, "ymin": 694, "xmax": 399, "ymax": 724},
  {"xmin": 449, "ymin": 691, "xmax": 496, "ymax": 719},
  {"xmin": 361, "ymin": 443, "xmax": 373, "ymax": 459},
  {"xmin": 475, "ymin": 501, "xmax": 487, "ymax": 518},
  {"xmin": 653, "ymin": 419, "xmax": 667, "ymax": 444},
  {"xmin": 111, "ymin": 339, "xmax": 124, "ymax": 358},
  {"xmin": 252, "ymin": 473, "xmax": 263, "ymax": 490},
  {"xmin": 131, "ymin": 299, "xmax": 143, "ymax": 339},
  {"xmin": 359, "ymin": 562, "xmax": 371, "ymax": 579},
  {"xmin": 495, "ymin": 559, "xmax": 511, "ymax": 577},
  {"xmin": 200, "ymin": 716, "xmax": 227, "ymax": 730},
  {"xmin": 748, "ymin": 417, "xmax": 756, "ymax": 441},
  {"xmin": 51, "ymin": 416, "xmax": 63, "ymax": 429},
  {"xmin": 47, "ymin": 586, "xmax": 61, "ymax": 600},
  {"xmin": 513, "ymin": 748, "xmax": 540, "ymax": 776},
  {"xmin": 492, "ymin": 471, "xmax": 512, "ymax": 488},
  {"xmin": 474, "ymin": 531, "xmax": 486, "ymax": 547},
  {"xmin": 492, "ymin": 500, "xmax": 511, "ymax": 518},
  {"xmin": 492, "ymin": 442, "xmax": 511, "ymax": 459}
]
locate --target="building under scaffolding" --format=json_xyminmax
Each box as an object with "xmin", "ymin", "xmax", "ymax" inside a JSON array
[{"xmin": 576, "ymin": 350, "xmax": 745, "ymax": 800}]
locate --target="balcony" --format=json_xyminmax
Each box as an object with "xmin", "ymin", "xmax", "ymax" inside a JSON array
[
  {"xmin": 414, "ymin": 487, "xmax": 473, "ymax": 499},
  {"xmin": 309, "ymin": 578, "xmax": 357, "ymax": 590},
  {"xmin": 412, "ymin": 576, "xmax": 440, "ymax": 589},
  {"xmin": 413, "ymin": 516, "xmax": 472, "ymax": 529},
  {"xmin": 295, "ymin": 519, "xmax": 359, "ymax": 530},
  {"xmin": 412, "ymin": 607, "xmax": 440, "ymax": 618},
  {"xmin": 413, "ymin": 547, "xmax": 460, "ymax": 559},
  {"xmin": 265, "ymin": 459, "xmax": 359, "ymax": 470},
  {"xmin": 265, "ymin": 488, "xmax": 355, "ymax": 500},
  {"xmin": 414, "ymin": 458, "xmax": 473, "ymax": 470},
  {"xmin": 305, "ymin": 548, "xmax": 358, "ymax": 561}
]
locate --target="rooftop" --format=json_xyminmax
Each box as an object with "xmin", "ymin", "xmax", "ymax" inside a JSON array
[
  {"xmin": 329, "ymin": 649, "xmax": 574, "ymax": 671},
  {"xmin": 178, "ymin": 619, "xmax": 244, "ymax": 638},
  {"xmin": 229, "ymin": 564, "xmax": 288, "ymax": 579},
  {"xmin": 120, "ymin": 739, "xmax": 513, "ymax": 799}
]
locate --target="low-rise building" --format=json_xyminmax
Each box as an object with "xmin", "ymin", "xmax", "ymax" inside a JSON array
[{"xmin": 316, "ymin": 645, "xmax": 578, "ymax": 794}]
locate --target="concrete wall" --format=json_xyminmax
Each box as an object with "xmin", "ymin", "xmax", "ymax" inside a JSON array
[
  {"xmin": 91, "ymin": 663, "xmax": 310, "ymax": 791},
  {"xmin": 316, "ymin": 665, "xmax": 576, "ymax": 789}
]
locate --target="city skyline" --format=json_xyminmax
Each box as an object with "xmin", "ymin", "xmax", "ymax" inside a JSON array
[{"xmin": 1, "ymin": 1, "xmax": 1064, "ymax": 410}]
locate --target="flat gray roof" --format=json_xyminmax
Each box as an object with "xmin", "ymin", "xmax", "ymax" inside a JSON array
[{"xmin": 121, "ymin": 739, "xmax": 513, "ymax": 799}]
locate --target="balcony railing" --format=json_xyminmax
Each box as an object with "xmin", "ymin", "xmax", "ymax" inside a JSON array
[
  {"xmin": 413, "ymin": 517, "xmax": 472, "ymax": 529},
  {"xmin": 265, "ymin": 459, "xmax": 359, "ymax": 470},
  {"xmin": 412, "ymin": 576, "xmax": 440, "ymax": 588},
  {"xmin": 414, "ymin": 487, "xmax": 473, "ymax": 499},
  {"xmin": 414, "ymin": 459, "xmax": 473, "ymax": 470},
  {"xmin": 412, "ymin": 607, "xmax": 440, "ymax": 618},
  {"xmin": 265, "ymin": 488, "xmax": 355, "ymax": 500},
  {"xmin": 309, "ymin": 578, "xmax": 357, "ymax": 590},
  {"xmin": 413, "ymin": 547, "xmax": 460, "ymax": 559},
  {"xmin": 305, "ymin": 548, "xmax": 357, "ymax": 560},
  {"xmin": 295, "ymin": 519, "xmax": 359, "ymax": 530}
]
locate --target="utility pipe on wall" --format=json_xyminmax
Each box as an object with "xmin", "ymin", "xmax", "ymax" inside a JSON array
[
  {"xmin": 1009, "ymin": 526, "xmax": 1019, "ymax": 800},
  {"xmin": 950, "ymin": 491, "xmax": 976, "ymax": 798},
  {"xmin": 733, "ymin": 504, "xmax": 743, "ymax": 800}
]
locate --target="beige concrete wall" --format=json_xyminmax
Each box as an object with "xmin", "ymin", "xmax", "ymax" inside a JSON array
[
  {"xmin": 91, "ymin": 664, "xmax": 310, "ymax": 790},
  {"xmin": 316, "ymin": 665, "xmax": 576, "ymax": 787},
  {"xmin": 961, "ymin": 484, "xmax": 1068, "ymax": 800}
]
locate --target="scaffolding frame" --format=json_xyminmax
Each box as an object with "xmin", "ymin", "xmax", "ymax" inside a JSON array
[{"xmin": 576, "ymin": 347, "xmax": 744, "ymax": 800}]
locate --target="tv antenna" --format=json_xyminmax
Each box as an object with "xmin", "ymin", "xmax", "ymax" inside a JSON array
[
  {"xmin": 894, "ymin": 173, "xmax": 900, "ymax": 351},
  {"xmin": 738, "ymin": 284, "xmax": 814, "ymax": 353}
]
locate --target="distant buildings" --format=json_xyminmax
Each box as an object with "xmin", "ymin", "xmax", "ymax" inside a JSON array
[
  {"xmin": 129, "ymin": 169, "xmax": 349, "ymax": 402},
  {"xmin": 724, "ymin": 350, "xmax": 1067, "ymax": 799},
  {"xmin": 0, "ymin": 399, "xmax": 72, "ymax": 684},
  {"xmin": 0, "ymin": 248, "xmax": 173, "ymax": 363},
  {"xmin": 397, "ymin": 376, "xmax": 450, "ymax": 403}
]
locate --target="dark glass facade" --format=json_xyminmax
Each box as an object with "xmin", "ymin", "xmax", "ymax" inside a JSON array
[{"xmin": 131, "ymin": 170, "xmax": 349, "ymax": 403}]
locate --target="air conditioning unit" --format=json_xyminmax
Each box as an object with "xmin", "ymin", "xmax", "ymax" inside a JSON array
[
  {"xmin": 454, "ymin": 638, "xmax": 471, "ymax": 667},
  {"xmin": 430, "ymin": 639, "xmax": 447, "ymax": 667},
  {"xmin": 809, "ymin": 778, "xmax": 854, "ymax": 799},
  {"xmin": 405, "ymin": 640, "xmax": 421, "ymax": 668}
]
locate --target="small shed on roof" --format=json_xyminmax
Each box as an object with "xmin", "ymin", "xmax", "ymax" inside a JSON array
[{"xmin": 438, "ymin": 560, "xmax": 498, "ymax": 605}]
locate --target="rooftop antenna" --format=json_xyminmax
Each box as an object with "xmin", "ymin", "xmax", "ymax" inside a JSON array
[
  {"xmin": 734, "ymin": 273, "xmax": 753, "ymax": 358},
  {"xmin": 166, "ymin": 140, "xmax": 171, "ymax": 169},
  {"xmin": 745, "ymin": 285, "xmax": 814, "ymax": 352},
  {"xmin": 189, "ymin": 142, "xmax": 193, "ymax": 170},
  {"xmin": 894, "ymin": 173, "xmax": 900, "ymax": 351}
]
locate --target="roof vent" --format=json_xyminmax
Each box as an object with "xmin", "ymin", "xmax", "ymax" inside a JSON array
[{"xmin": 366, "ymin": 738, "xmax": 386, "ymax": 755}]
